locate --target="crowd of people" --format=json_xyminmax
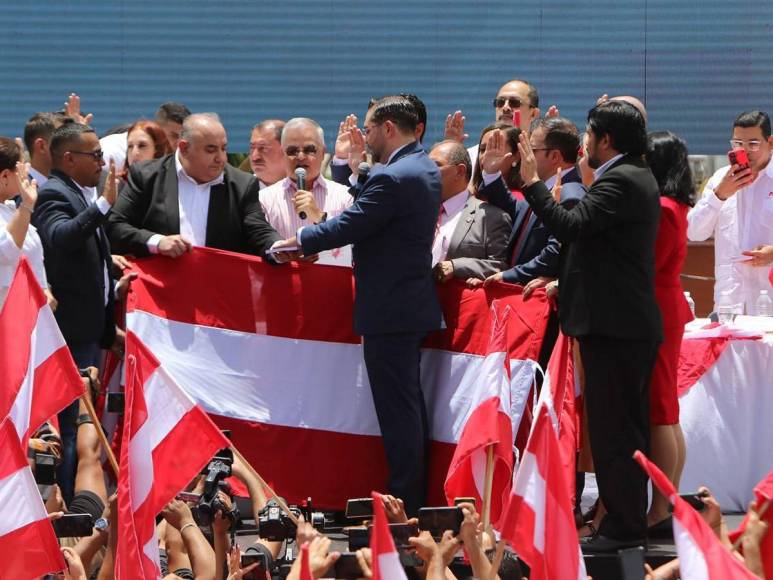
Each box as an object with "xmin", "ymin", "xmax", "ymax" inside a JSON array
[{"xmin": 2, "ymin": 82, "xmax": 772, "ymax": 578}]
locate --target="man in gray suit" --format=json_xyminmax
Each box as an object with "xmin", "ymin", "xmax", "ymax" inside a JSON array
[{"xmin": 429, "ymin": 140, "xmax": 511, "ymax": 283}]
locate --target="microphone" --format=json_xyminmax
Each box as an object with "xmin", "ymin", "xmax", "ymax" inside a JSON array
[
  {"xmin": 357, "ymin": 162, "xmax": 371, "ymax": 185},
  {"xmin": 294, "ymin": 167, "xmax": 307, "ymax": 220}
]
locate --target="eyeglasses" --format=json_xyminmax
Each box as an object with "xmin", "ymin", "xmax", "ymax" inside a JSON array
[
  {"xmin": 363, "ymin": 123, "xmax": 381, "ymax": 137},
  {"xmin": 493, "ymin": 97, "xmax": 528, "ymax": 109},
  {"xmin": 729, "ymin": 139, "xmax": 763, "ymax": 152},
  {"xmin": 68, "ymin": 149, "xmax": 104, "ymax": 161},
  {"xmin": 284, "ymin": 145, "xmax": 319, "ymax": 158},
  {"xmin": 531, "ymin": 147, "xmax": 556, "ymax": 152}
]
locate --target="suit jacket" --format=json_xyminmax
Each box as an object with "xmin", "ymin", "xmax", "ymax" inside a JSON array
[
  {"xmin": 106, "ymin": 155, "xmax": 281, "ymax": 258},
  {"xmin": 522, "ymin": 155, "xmax": 663, "ymax": 341},
  {"xmin": 444, "ymin": 196, "xmax": 511, "ymax": 279},
  {"xmin": 300, "ymin": 141, "xmax": 444, "ymax": 335},
  {"xmin": 33, "ymin": 170, "xmax": 116, "ymax": 347},
  {"xmin": 479, "ymin": 167, "xmax": 586, "ymax": 283}
]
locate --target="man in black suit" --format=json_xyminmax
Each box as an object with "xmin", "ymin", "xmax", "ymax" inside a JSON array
[
  {"xmin": 517, "ymin": 101, "xmax": 663, "ymax": 551},
  {"xmin": 272, "ymin": 96, "xmax": 444, "ymax": 514},
  {"xmin": 106, "ymin": 113, "xmax": 281, "ymax": 259},
  {"xmin": 33, "ymin": 123, "xmax": 121, "ymax": 501}
]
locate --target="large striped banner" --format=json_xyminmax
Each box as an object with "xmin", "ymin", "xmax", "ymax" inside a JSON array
[{"xmin": 126, "ymin": 247, "xmax": 550, "ymax": 508}]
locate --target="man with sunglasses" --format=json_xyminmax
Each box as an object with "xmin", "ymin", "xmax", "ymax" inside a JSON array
[
  {"xmin": 259, "ymin": 118, "xmax": 351, "ymax": 265},
  {"xmin": 33, "ymin": 122, "xmax": 122, "ymax": 502},
  {"xmin": 107, "ymin": 113, "xmax": 281, "ymax": 259},
  {"xmin": 687, "ymin": 110, "xmax": 773, "ymax": 314}
]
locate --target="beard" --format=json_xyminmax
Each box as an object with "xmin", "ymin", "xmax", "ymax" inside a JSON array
[
  {"xmin": 587, "ymin": 153, "xmax": 602, "ymax": 169},
  {"xmin": 366, "ymin": 144, "xmax": 382, "ymax": 164}
]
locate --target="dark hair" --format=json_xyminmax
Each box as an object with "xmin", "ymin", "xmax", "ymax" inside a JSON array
[
  {"xmin": 253, "ymin": 119, "xmax": 285, "ymax": 142},
  {"xmin": 369, "ymin": 96, "xmax": 419, "ymax": 135},
  {"xmin": 587, "ymin": 100, "xmax": 647, "ymax": 156},
  {"xmin": 733, "ymin": 110, "xmax": 771, "ymax": 139},
  {"xmin": 534, "ymin": 117, "xmax": 580, "ymax": 163},
  {"xmin": 399, "ymin": 93, "xmax": 427, "ymax": 142},
  {"xmin": 646, "ymin": 131, "xmax": 696, "ymax": 207},
  {"xmin": 155, "ymin": 101, "xmax": 191, "ymax": 125},
  {"xmin": 127, "ymin": 119, "xmax": 172, "ymax": 159},
  {"xmin": 23, "ymin": 112, "xmax": 62, "ymax": 153},
  {"xmin": 50, "ymin": 123, "xmax": 95, "ymax": 161},
  {"xmin": 485, "ymin": 548, "xmax": 523, "ymax": 580},
  {"xmin": 431, "ymin": 139, "xmax": 473, "ymax": 181},
  {"xmin": 0, "ymin": 137, "xmax": 21, "ymax": 172},
  {"xmin": 471, "ymin": 122, "xmax": 523, "ymax": 194}
]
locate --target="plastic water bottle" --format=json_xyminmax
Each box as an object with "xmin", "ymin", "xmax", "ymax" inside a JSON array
[
  {"xmin": 717, "ymin": 290, "xmax": 734, "ymax": 324},
  {"xmin": 757, "ymin": 290, "xmax": 773, "ymax": 317},
  {"xmin": 684, "ymin": 291, "xmax": 696, "ymax": 317}
]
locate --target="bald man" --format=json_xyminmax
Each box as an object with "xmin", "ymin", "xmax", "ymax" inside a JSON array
[{"xmin": 107, "ymin": 112, "xmax": 281, "ymax": 258}]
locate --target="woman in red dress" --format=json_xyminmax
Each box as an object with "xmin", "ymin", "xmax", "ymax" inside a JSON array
[{"xmin": 644, "ymin": 131, "xmax": 696, "ymax": 534}]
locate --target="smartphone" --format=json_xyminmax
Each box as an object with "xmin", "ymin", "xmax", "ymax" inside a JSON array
[
  {"xmin": 678, "ymin": 491, "xmax": 708, "ymax": 512},
  {"xmin": 52, "ymin": 513, "xmax": 94, "ymax": 538},
  {"xmin": 347, "ymin": 526, "xmax": 369, "ymax": 551},
  {"xmin": 618, "ymin": 546, "xmax": 645, "ymax": 580},
  {"xmin": 332, "ymin": 553, "xmax": 363, "ymax": 578},
  {"xmin": 176, "ymin": 491, "xmax": 202, "ymax": 503},
  {"xmin": 33, "ymin": 452, "xmax": 57, "ymax": 485},
  {"xmin": 453, "ymin": 497, "xmax": 476, "ymax": 508},
  {"xmin": 106, "ymin": 392, "xmax": 125, "ymax": 413},
  {"xmin": 418, "ymin": 507, "xmax": 463, "ymax": 539},
  {"xmin": 386, "ymin": 522, "xmax": 419, "ymax": 549},
  {"xmin": 728, "ymin": 148, "xmax": 750, "ymax": 171},
  {"xmin": 240, "ymin": 552, "xmax": 268, "ymax": 580},
  {"xmin": 345, "ymin": 498, "xmax": 374, "ymax": 519}
]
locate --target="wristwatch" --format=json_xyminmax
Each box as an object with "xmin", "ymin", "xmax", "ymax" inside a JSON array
[
  {"xmin": 94, "ymin": 517, "xmax": 109, "ymax": 534},
  {"xmin": 315, "ymin": 212, "xmax": 328, "ymax": 224}
]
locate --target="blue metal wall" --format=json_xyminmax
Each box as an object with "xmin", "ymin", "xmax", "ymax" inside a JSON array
[{"xmin": 1, "ymin": 1, "xmax": 771, "ymax": 154}]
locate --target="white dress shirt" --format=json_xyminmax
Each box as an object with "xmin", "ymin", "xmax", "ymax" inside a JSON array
[
  {"xmin": 147, "ymin": 151, "xmax": 224, "ymax": 251},
  {"xmin": 0, "ymin": 200, "xmax": 48, "ymax": 309},
  {"xmin": 76, "ymin": 182, "xmax": 112, "ymax": 305},
  {"xmin": 432, "ymin": 189, "xmax": 469, "ymax": 266},
  {"xmin": 28, "ymin": 166, "xmax": 48, "ymax": 189},
  {"xmin": 687, "ymin": 155, "xmax": 773, "ymax": 313}
]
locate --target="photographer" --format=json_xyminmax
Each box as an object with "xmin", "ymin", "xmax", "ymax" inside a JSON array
[{"xmin": 162, "ymin": 499, "xmax": 217, "ymax": 580}]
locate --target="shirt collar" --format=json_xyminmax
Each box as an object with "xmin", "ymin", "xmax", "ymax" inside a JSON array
[
  {"xmin": 593, "ymin": 153, "xmax": 624, "ymax": 180},
  {"xmin": 386, "ymin": 141, "xmax": 416, "ymax": 165},
  {"xmin": 175, "ymin": 150, "xmax": 224, "ymax": 188},
  {"xmin": 28, "ymin": 166, "xmax": 48, "ymax": 187},
  {"xmin": 442, "ymin": 189, "xmax": 469, "ymax": 216},
  {"xmin": 544, "ymin": 166, "xmax": 575, "ymax": 189}
]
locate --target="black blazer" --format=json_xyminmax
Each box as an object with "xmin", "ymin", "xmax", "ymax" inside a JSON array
[
  {"xmin": 106, "ymin": 155, "xmax": 281, "ymax": 258},
  {"xmin": 300, "ymin": 142, "xmax": 444, "ymax": 336},
  {"xmin": 522, "ymin": 155, "xmax": 663, "ymax": 341},
  {"xmin": 479, "ymin": 167, "xmax": 586, "ymax": 283},
  {"xmin": 33, "ymin": 171, "xmax": 116, "ymax": 347}
]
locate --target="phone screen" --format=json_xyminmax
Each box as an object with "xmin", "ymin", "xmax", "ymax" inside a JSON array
[
  {"xmin": 240, "ymin": 553, "xmax": 268, "ymax": 580},
  {"xmin": 333, "ymin": 553, "xmax": 363, "ymax": 578},
  {"xmin": 52, "ymin": 513, "xmax": 94, "ymax": 538}
]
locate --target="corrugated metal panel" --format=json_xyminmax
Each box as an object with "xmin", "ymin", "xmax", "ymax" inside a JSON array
[{"xmin": 0, "ymin": 1, "xmax": 770, "ymax": 154}]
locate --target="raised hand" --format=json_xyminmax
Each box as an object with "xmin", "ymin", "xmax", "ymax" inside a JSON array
[
  {"xmin": 101, "ymin": 160, "xmax": 119, "ymax": 205},
  {"xmin": 546, "ymin": 105, "xmax": 560, "ymax": 118},
  {"xmin": 551, "ymin": 167, "xmax": 562, "ymax": 202},
  {"xmin": 517, "ymin": 132, "xmax": 540, "ymax": 187},
  {"xmin": 335, "ymin": 114, "xmax": 358, "ymax": 159},
  {"xmin": 14, "ymin": 160, "xmax": 37, "ymax": 209},
  {"xmin": 480, "ymin": 129, "xmax": 513, "ymax": 174},
  {"xmin": 64, "ymin": 93, "xmax": 93, "ymax": 125},
  {"xmin": 347, "ymin": 126, "xmax": 367, "ymax": 176},
  {"xmin": 444, "ymin": 111, "xmax": 468, "ymax": 143}
]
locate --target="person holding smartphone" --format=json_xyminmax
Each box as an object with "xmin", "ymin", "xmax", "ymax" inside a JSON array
[{"xmin": 687, "ymin": 110, "xmax": 773, "ymax": 315}]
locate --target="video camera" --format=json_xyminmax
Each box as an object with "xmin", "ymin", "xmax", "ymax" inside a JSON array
[
  {"xmin": 192, "ymin": 446, "xmax": 240, "ymax": 528},
  {"xmin": 256, "ymin": 497, "xmax": 325, "ymax": 541}
]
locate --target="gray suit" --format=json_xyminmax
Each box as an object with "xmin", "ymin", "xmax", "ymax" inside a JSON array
[{"xmin": 445, "ymin": 195, "xmax": 511, "ymax": 279}]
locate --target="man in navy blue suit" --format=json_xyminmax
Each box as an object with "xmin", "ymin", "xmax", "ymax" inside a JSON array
[{"xmin": 272, "ymin": 96, "xmax": 443, "ymax": 513}]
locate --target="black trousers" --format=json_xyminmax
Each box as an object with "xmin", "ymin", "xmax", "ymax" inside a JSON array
[
  {"xmin": 579, "ymin": 335, "xmax": 658, "ymax": 540},
  {"xmin": 362, "ymin": 332, "xmax": 428, "ymax": 516}
]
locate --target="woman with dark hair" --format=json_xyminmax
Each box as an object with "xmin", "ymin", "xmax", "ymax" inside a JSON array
[
  {"xmin": 471, "ymin": 122, "xmax": 523, "ymax": 196},
  {"xmin": 644, "ymin": 130, "xmax": 696, "ymax": 535},
  {"xmin": 121, "ymin": 120, "xmax": 171, "ymax": 180}
]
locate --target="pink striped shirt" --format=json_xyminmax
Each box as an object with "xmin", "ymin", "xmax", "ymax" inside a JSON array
[{"xmin": 259, "ymin": 176, "xmax": 352, "ymax": 239}]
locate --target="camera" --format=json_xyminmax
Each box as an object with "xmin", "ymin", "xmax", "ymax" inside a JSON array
[
  {"xmin": 192, "ymin": 447, "xmax": 239, "ymax": 528},
  {"xmin": 33, "ymin": 452, "xmax": 57, "ymax": 485},
  {"xmin": 256, "ymin": 497, "xmax": 325, "ymax": 541}
]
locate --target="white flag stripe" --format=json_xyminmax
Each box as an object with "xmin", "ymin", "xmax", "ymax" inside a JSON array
[
  {"xmin": 673, "ymin": 518, "xmax": 710, "ymax": 580},
  {"xmin": 128, "ymin": 404, "xmax": 156, "ymax": 510},
  {"xmin": 0, "ymin": 464, "xmax": 49, "ymax": 536},
  {"xmin": 471, "ymin": 447, "xmax": 488, "ymax": 498},
  {"xmin": 512, "ymin": 450, "xmax": 547, "ymax": 553},
  {"xmin": 377, "ymin": 552, "xmax": 408, "ymax": 580},
  {"xmin": 9, "ymin": 308, "xmax": 66, "ymax": 439}
]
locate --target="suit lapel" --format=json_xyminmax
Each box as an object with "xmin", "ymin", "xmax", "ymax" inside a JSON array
[
  {"xmin": 161, "ymin": 159, "xmax": 181, "ymax": 233},
  {"xmin": 512, "ymin": 211, "xmax": 538, "ymax": 264},
  {"xmin": 447, "ymin": 196, "xmax": 475, "ymax": 254},
  {"xmin": 508, "ymin": 201, "xmax": 529, "ymax": 244},
  {"xmin": 205, "ymin": 182, "xmax": 228, "ymax": 247}
]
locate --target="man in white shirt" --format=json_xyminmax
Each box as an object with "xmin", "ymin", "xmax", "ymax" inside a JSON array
[
  {"xmin": 687, "ymin": 110, "xmax": 773, "ymax": 314},
  {"xmin": 260, "ymin": 118, "xmax": 352, "ymax": 265},
  {"xmin": 427, "ymin": 140, "xmax": 510, "ymax": 282},
  {"xmin": 249, "ymin": 119, "xmax": 286, "ymax": 189},
  {"xmin": 23, "ymin": 112, "xmax": 70, "ymax": 188}
]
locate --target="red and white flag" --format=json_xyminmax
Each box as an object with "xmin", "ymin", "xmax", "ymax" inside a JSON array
[
  {"xmin": 634, "ymin": 450, "xmax": 758, "ymax": 580},
  {"xmin": 125, "ymin": 248, "xmax": 549, "ymax": 507},
  {"xmin": 499, "ymin": 403, "xmax": 586, "ymax": 580},
  {"xmin": 444, "ymin": 302, "xmax": 517, "ymax": 526},
  {"xmin": 730, "ymin": 467, "xmax": 773, "ymax": 580},
  {"xmin": 115, "ymin": 331, "xmax": 230, "ymax": 579},
  {"xmin": 0, "ymin": 416, "xmax": 65, "ymax": 579},
  {"xmin": 298, "ymin": 542, "xmax": 313, "ymax": 580},
  {"xmin": 0, "ymin": 257, "xmax": 83, "ymax": 442},
  {"xmin": 370, "ymin": 491, "xmax": 408, "ymax": 580}
]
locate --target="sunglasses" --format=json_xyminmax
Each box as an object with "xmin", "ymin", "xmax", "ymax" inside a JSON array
[
  {"xmin": 729, "ymin": 139, "xmax": 763, "ymax": 152},
  {"xmin": 493, "ymin": 97, "xmax": 527, "ymax": 109},
  {"xmin": 284, "ymin": 145, "xmax": 319, "ymax": 158}
]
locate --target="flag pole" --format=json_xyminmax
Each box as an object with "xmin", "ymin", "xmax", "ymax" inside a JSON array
[
  {"xmin": 80, "ymin": 392, "xmax": 120, "ymax": 477},
  {"xmin": 230, "ymin": 444, "xmax": 300, "ymax": 526},
  {"xmin": 731, "ymin": 499, "xmax": 770, "ymax": 551},
  {"xmin": 481, "ymin": 444, "xmax": 496, "ymax": 531}
]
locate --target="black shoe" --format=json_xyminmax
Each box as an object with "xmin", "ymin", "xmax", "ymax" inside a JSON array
[
  {"xmin": 580, "ymin": 534, "xmax": 645, "ymax": 553},
  {"xmin": 647, "ymin": 516, "xmax": 673, "ymax": 539}
]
